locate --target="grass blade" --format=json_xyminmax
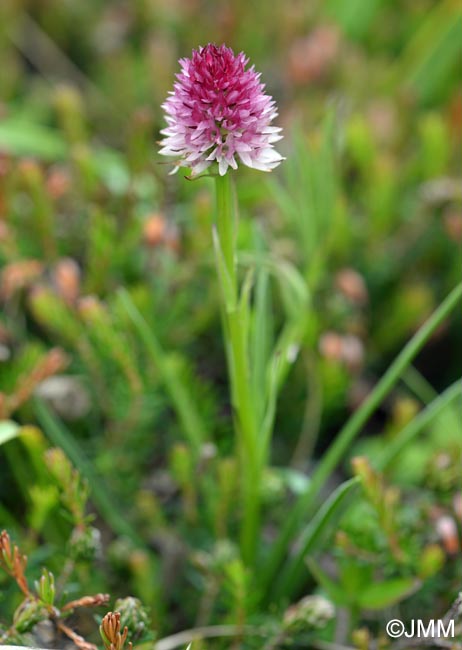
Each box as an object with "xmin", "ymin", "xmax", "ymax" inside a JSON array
[
  {"xmin": 271, "ymin": 477, "xmax": 360, "ymax": 601},
  {"xmin": 259, "ymin": 281, "xmax": 462, "ymax": 594},
  {"xmin": 378, "ymin": 380, "xmax": 462, "ymax": 470},
  {"xmin": 118, "ymin": 288, "xmax": 206, "ymax": 456}
]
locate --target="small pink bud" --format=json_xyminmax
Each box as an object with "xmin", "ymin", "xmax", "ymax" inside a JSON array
[
  {"xmin": 53, "ymin": 258, "xmax": 81, "ymax": 305},
  {"xmin": 436, "ymin": 515, "xmax": 459, "ymax": 555},
  {"xmin": 335, "ymin": 268, "xmax": 368, "ymax": 305},
  {"xmin": 319, "ymin": 331, "xmax": 343, "ymax": 361},
  {"xmin": 454, "ymin": 492, "xmax": 462, "ymax": 521}
]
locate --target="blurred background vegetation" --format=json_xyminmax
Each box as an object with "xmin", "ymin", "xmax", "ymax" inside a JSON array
[{"xmin": 0, "ymin": 0, "xmax": 461, "ymax": 648}]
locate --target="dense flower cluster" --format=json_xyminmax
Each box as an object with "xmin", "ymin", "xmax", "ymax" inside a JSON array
[{"xmin": 159, "ymin": 44, "xmax": 284, "ymax": 176}]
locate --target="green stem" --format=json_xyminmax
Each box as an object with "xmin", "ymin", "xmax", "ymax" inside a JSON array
[
  {"xmin": 402, "ymin": 365, "xmax": 438, "ymax": 404},
  {"xmin": 214, "ymin": 173, "xmax": 260, "ymax": 566},
  {"xmin": 215, "ymin": 173, "xmax": 237, "ymax": 292},
  {"xmin": 260, "ymin": 281, "xmax": 462, "ymax": 597}
]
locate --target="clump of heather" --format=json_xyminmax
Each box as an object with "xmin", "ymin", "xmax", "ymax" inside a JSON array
[{"xmin": 159, "ymin": 43, "xmax": 284, "ymax": 176}]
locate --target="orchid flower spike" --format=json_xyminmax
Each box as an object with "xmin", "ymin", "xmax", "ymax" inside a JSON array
[{"xmin": 159, "ymin": 43, "xmax": 284, "ymax": 177}]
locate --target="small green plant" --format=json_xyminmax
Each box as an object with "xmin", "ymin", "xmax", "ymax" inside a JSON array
[{"xmin": 0, "ymin": 529, "xmax": 109, "ymax": 649}]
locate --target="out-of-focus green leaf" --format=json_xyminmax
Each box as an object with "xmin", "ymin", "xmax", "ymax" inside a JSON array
[
  {"xmin": 34, "ymin": 398, "xmax": 146, "ymax": 545},
  {"xmin": 357, "ymin": 577, "xmax": 419, "ymax": 610},
  {"xmin": 270, "ymin": 477, "xmax": 360, "ymax": 601},
  {"xmin": 117, "ymin": 288, "xmax": 207, "ymax": 456},
  {"xmin": 379, "ymin": 380, "xmax": 462, "ymax": 470},
  {"xmin": 0, "ymin": 420, "xmax": 21, "ymax": 447},
  {"xmin": 268, "ymin": 115, "xmax": 340, "ymax": 288},
  {"xmin": 250, "ymin": 228, "xmax": 272, "ymax": 428},
  {"xmin": 306, "ymin": 558, "xmax": 349, "ymax": 606},
  {"xmin": 0, "ymin": 119, "xmax": 67, "ymax": 160},
  {"xmin": 260, "ymin": 282, "xmax": 462, "ymax": 594},
  {"xmin": 392, "ymin": 0, "xmax": 462, "ymax": 103},
  {"xmin": 0, "ymin": 118, "xmax": 129, "ymax": 188},
  {"xmin": 239, "ymin": 251, "xmax": 310, "ymax": 319},
  {"xmin": 326, "ymin": 0, "xmax": 383, "ymax": 40}
]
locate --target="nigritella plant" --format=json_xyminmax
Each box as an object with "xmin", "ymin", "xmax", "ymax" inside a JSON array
[
  {"xmin": 157, "ymin": 42, "xmax": 462, "ymax": 583},
  {"xmin": 159, "ymin": 43, "xmax": 284, "ymax": 564}
]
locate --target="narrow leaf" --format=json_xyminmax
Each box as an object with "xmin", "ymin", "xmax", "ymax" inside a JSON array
[
  {"xmin": 272, "ymin": 477, "xmax": 360, "ymax": 600},
  {"xmin": 259, "ymin": 282, "xmax": 462, "ymax": 597},
  {"xmin": 357, "ymin": 578, "xmax": 419, "ymax": 610},
  {"xmin": 306, "ymin": 558, "xmax": 349, "ymax": 606},
  {"xmin": 378, "ymin": 380, "xmax": 462, "ymax": 470},
  {"xmin": 118, "ymin": 289, "xmax": 206, "ymax": 455}
]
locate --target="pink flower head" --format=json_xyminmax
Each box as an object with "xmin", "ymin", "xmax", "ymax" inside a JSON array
[{"xmin": 159, "ymin": 44, "xmax": 284, "ymax": 176}]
